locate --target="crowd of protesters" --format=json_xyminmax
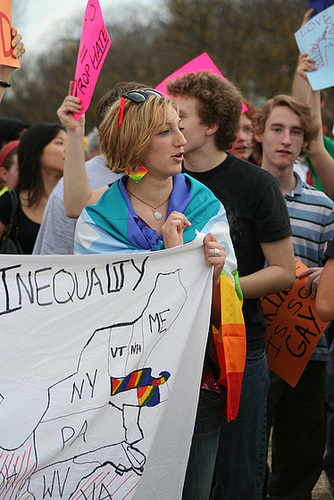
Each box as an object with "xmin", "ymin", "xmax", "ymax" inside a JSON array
[{"xmin": 2, "ymin": 7, "xmax": 334, "ymax": 500}]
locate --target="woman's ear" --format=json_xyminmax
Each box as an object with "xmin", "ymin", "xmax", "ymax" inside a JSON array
[{"xmin": 0, "ymin": 166, "xmax": 8, "ymax": 183}]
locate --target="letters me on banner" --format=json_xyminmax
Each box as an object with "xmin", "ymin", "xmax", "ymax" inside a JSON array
[
  {"xmin": 0, "ymin": 0, "xmax": 20, "ymax": 68},
  {"xmin": 262, "ymin": 259, "xmax": 328, "ymax": 387},
  {"xmin": 72, "ymin": 0, "xmax": 111, "ymax": 120},
  {"xmin": 0, "ymin": 237, "xmax": 213, "ymax": 500}
]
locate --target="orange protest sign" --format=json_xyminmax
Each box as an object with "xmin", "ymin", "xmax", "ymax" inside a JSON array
[
  {"xmin": 0, "ymin": 0, "xmax": 20, "ymax": 68},
  {"xmin": 262, "ymin": 259, "xmax": 328, "ymax": 387}
]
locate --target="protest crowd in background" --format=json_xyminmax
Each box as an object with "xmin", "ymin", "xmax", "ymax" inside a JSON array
[{"xmin": 1, "ymin": 1, "xmax": 334, "ymax": 499}]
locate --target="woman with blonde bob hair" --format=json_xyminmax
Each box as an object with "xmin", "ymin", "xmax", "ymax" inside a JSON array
[
  {"xmin": 59, "ymin": 87, "xmax": 234, "ymax": 280},
  {"xmin": 99, "ymin": 93, "xmax": 177, "ymax": 174},
  {"xmin": 59, "ymin": 84, "xmax": 240, "ymax": 316},
  {"xmin": 58, "ymin": 84, "xmax": 244, "ymax": 496}
]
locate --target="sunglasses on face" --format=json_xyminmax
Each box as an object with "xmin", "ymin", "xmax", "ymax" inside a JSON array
[{"xmin": 117, "ymin": 89, "xmax": 163, "ymax": 130}]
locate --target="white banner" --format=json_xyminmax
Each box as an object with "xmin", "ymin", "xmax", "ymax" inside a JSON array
[{"xmin": 0, "ymin": 235, "xmax": 212, "ymax": 500}]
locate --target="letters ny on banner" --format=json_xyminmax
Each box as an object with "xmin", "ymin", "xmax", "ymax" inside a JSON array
[
  {"xmin": 262, "ymin": 259, "xmax": 328, "ymax": 387},
  {"xmin": 72, "ymin": 0, "xmax": 111, "ymax": 120},
  {"xmin": 0, "ymin": 237, "xmax": 213, "ymax": 499}
]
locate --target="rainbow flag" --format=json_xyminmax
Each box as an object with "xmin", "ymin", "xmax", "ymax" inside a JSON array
[{"xmin": 212, "ymin": 272, "xmax": 246, "ymax": 422}]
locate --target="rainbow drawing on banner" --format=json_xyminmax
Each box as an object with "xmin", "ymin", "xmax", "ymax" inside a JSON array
[{"xmin": 111, "ymin": 368, "xmax": 171, "ymax": 407}]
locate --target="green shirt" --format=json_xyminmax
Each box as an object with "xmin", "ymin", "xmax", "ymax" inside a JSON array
[{"xmin": 305, "ymin": 135, "xmax": 334, "ymax": 199}]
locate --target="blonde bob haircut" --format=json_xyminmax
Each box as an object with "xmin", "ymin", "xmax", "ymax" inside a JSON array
[{"xmin": 98, "ymin": 94, "xmax": 177, "ymax": 173}]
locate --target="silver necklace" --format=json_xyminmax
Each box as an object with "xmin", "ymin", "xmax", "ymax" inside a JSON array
[{"xmin": 127, "ymin": 189, "xmax": 170, "ymax": 221}]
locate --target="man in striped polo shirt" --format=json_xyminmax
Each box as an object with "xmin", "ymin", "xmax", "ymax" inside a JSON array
[{"xmin": 254, "ymin": 94, "xmax": 334, "ymax": 500}]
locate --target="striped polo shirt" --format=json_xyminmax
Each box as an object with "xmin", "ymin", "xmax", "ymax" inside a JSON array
[{"xmin": 285, "ymin": 174, "xmax": 334, "ymax": 361}]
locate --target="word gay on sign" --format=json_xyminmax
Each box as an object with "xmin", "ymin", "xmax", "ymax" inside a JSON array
[
  {"xmin": 262, "ymin": 259, "xmax": 328, "ymax": 387},
  {"xmin": 72, "ymin": 0, "xmax": 111, "ymax": 119}
]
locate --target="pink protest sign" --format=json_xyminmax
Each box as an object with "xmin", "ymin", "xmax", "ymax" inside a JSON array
[
  {"xmin": 0, "ymin": 0, "xmax": 20, "ymax": 68},
  {"xmin": 72, "ymin": 0, "xmax": 111, "ymax": 120},
  {"xmin": 156, "ymin": 53, "xmax": 247, "ymax": 113}
]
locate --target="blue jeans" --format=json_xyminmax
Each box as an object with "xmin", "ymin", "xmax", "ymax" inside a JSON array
[
  {"xmin": 182, "ymin": 390, "xmax": 224, "ymax": 500},
  {"xmin": 324, "ymin": 327, "xmax": 334, "ymax": 479},
  {"xmin": 324, "ymin": 371, "xmax": 334, "ymax": 478},
  {"xmin": 215, "ymin": 347, "xmax": 270, "ymax": 500},
  {"xmin": 267, "ymin": 361, "xmax": 326, "ymax": 500}
]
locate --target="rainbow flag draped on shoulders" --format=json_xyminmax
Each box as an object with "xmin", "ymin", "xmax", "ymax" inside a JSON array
[{"xmin": 75, "ymin": 173, "xmax": 246, "ymax": 421}]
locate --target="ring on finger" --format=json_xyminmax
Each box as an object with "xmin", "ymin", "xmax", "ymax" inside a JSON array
[{"xmin": 213, "ymin": 248, "xmax": 221, "ymax": 257}]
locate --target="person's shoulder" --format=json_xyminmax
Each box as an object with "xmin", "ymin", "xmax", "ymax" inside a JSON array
[
  {"xmin": 300, "ymin": 178, "xmax": 334, "ymax": 208},
  {"xmin": 225, "ymin": 153, "xmax": 268, "ymax": 173},
  {"xmin": 85, "ymin": 156, "xmax": 122, "ymax": 189},
  {"xmin": 48, "ymin": 177, "xmax": 64, "ymax": 202},
  {"xmin": 0, "ymin": 189, "xmax": 16, "ymax": 207},
  {"xmin": 225, "ymin": 154, "xmax": 278, "ymax": 185}
]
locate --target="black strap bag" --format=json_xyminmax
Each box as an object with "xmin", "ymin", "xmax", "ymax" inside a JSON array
[{"xmin": 0, "ymin": 190, "xmax": 24, "ymax": 254}]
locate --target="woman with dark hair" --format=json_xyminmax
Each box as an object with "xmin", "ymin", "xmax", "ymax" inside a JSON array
[{"xmin": 0, "ymin": 123, "xmax": 66, "ymax": 253}]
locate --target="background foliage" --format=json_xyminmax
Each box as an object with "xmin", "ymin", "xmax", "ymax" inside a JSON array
[{"xmin": 3, "ymin": 0, "xmax": 334, "ymax": 132}]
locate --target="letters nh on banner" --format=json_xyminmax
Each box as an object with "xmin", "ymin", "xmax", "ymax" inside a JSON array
[
  {"xmin": 0, "ymin": 236, "xmax": 212, "ymax": 499},
  {"xmin": 262, "ymin": 258, "xmax": 328, "ymax": 387},
  {"xmin": 72, "ymin": 0, "xmax": 111, "ymax": 120}
]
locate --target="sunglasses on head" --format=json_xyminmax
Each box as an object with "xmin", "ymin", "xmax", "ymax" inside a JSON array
[{"xmin": 117, "ymin": 89, "xmax": 163, "ymax": 130}]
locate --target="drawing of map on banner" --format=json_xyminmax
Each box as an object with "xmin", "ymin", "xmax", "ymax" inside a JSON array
[
  {"xmin": 0, "ymin": 0, "xmax": 20, "ymax": 68},
  {"xmin": 72, "ymin": 0, "xmax": 111, "ymax": 120},
  {"xmin": 295, "ymin": 5, "xmax": 334, "ymax": 90},
  {"xmin": 0, "ymin": 236, "xmax": 212, "ymax": 500},
  {"xmin": 155, "ymin": 53, "xmax": 248, "ymax": 113},
  {"xmin": 262, "ymin": 259, "xmax": 328, "ymax": 387}
]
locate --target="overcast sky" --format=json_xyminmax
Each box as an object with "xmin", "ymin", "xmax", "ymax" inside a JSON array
[{"xmin": 14, "ymin": 0, "xmax": 155, "ymax": 55}]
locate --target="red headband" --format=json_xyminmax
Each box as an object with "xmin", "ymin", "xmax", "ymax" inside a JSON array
[{"xmin": 0, "ymin": 140, "xmax": 20, "ymax": 168}]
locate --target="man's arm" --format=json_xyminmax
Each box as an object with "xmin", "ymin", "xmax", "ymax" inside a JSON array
[
  {"xmin": 294, "ymin": 53, "xmax": 334, "ymax": 198},
  {"xmin": 306, "ymin": 86, "xmax": 334, "ymax": 198},
  {"xmin": 291, "ymin": 8, "xmax": 314, "ymax": 102},
  {"xmin": 316, "ymin": 257, "xmax": 334, "ymax": 322},
  {"xmin": 239, "ymin": 236, "xmax": 295, "ymax": 299}
]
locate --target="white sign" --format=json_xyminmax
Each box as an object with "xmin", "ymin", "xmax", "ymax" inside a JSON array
[{"xmin": 0, "ymin": 236, "xmax": 212, "ymax": 499}]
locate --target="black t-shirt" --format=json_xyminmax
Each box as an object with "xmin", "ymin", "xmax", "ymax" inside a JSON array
[
  {"xmin": 325, "ymin": 239, "xmax": 334, "ymax": 259},
  {"xmin": 0, "ymin": 190, "xmax": 40, "ymax": 254},
  {"xmin": 183, "ymin": 153, "xmax": 292, "ymax": 349}
]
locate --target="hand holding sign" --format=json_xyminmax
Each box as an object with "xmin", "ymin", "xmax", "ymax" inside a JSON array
[
  {"xmin": 0, "ymin": 0, "xmax": 21, "ymax": 68},
  {"xmin": 262, "ymin": 259, "xmax": 328, "ymax": 387},
  {"xmin": 72, "ymin": 0, "xmax": 111, "ymax": 120},
  {"xmin": 294, "ymin": 5, "xmax": 334, "ymax": 90}
]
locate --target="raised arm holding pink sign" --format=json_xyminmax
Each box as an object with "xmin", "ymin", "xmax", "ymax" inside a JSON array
[{"xmin": 72, "ymin": 0, "xmax": 111, "ymax": 120}]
